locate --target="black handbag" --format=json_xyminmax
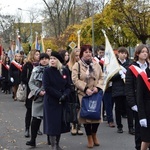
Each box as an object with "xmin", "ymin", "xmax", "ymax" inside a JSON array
[
  {"xmin": 63, "ymin": 84, "xmax": 80, "ymax": 123},
  {"xmin": 63, "ymin": 63, "xmax": 81, "ymax": 123}
]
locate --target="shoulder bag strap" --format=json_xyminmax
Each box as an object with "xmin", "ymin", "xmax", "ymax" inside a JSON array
[{"xmin": 78, "ymin": 62, "xmax": 80, "ymax": 79}]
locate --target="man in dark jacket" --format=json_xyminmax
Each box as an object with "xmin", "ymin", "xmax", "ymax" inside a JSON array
[{"xmin": 111, "ymin": 47, "xmax": 132, "ymax": 133}]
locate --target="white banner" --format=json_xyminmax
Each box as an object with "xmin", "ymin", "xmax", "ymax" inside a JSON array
[{"xmin": 102, "ymin": 30, "xmax": 121, "ymax": 92}]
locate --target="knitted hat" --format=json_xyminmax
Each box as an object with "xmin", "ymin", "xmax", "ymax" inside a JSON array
[{"xmin": 51, "ymin": 51, "xmax": 64, "ymax": 64}]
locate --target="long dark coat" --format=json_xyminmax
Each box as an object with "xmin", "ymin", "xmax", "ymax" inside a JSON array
[
  {"xmin": 137, "ymin": 68, "xmax": 150, "ymax": 142},
  {"xmin": 1, "ymin": 62, "xmax": 10, "ymax": 90},
  {"xmin": 43, "ymin": 66, "xmax": 71, "ymax": 136},
  {"xmin": 9, "ymin": 62, "xmax": 22, "ymax": 86},
  {"xmin": 125, "ymin": 61, "xmax": 148, "ymax": 107},
  {"xmin": 21, "ymin": 62, "xmax": 33, "ymax": 108},
  {"xmin": 2, "ymin": 63, "xmax": 9, "ymax": 81}
]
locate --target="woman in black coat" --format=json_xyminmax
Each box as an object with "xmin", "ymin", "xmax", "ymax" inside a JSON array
[
  {"xmin": 137, "ymin": 67, "xmax": 150, "ymax": 150},
  {"xmin": 1, "ymin": 55, "xmax": 10, "ymax": 93},
  {"xmin": 125, "ymin": 44, "xmax": 149, "ymax": 150},
  {"xmin": 9, "ymin": 53, "xmax": 22, "ymax": 100},
  {"xmin": 43, "ymin": 51, "xmax": 71, "ymax": 150},
  {"xmin": 21, "ymin": 49, "xmax": 40, "ymax": 138},
  {"xmin": 67, "ymin": 48, "xmax": 83, "ymax": 135}
]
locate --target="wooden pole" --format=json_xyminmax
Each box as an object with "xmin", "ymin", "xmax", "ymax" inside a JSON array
[{"xmin": 77, "ymin": 30, "xmax": 81, "ymax": 49}]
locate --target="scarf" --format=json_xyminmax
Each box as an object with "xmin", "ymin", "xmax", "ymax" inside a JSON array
[
  {"xmin": 81, "ymin": 58, "xmax": 95, "ymax": 79},
  {"xmin": 34, "ymin": 65, "xmax": 48, "ymax": 81}
]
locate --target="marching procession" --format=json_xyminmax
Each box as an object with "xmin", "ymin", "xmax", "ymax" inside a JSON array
[
  {"xmin": 0, "ymin": 39, "xmax": 150, "ymax": 150},
  {"xmin": 0, "ymin": 1, "xmax": 150, "ymax": 150}
]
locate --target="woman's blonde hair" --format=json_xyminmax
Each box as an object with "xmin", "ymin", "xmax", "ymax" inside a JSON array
[
  {"xmin": 14, "ymin": 53, "xmax": 21, "ymax": 63},
  {"xmin": 56, "ymin": 59, "xmax": 63, "ymax": 74},
  {"xmin": 68, "ymin": 48, "xmax": 80, "ymax": 71},
  {"xmin": 27, "ymin": 49, "xmax": 40, "ymax": 63}
]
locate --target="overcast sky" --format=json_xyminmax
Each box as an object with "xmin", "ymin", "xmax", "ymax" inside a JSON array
[{"xmin": 0, "ymin": 0, "xmax": 44, "ymax": 21}]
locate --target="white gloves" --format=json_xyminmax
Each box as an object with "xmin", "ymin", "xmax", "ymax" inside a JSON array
[
  {"xmin": 119, "ymin": 70, "xmax": 123, "ymax": 75},
  {"xmin": 10, "ymin": 77, "xmax": 14, "ymax": 83},
  {"xmin": 119, "ymin": 70, "xmax": 125, "ymax": 79},
  {"xmin": 131, "ymin": 105, "xmax": 138, "ymax": 112},
  {"xmin": 140, "ymin": 119, "xmax": 147, "ymax": 128}
]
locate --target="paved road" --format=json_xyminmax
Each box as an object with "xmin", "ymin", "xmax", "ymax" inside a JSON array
[{"xmin": 0, "ymin": 91, "xmax": 135, "ymax": 150}]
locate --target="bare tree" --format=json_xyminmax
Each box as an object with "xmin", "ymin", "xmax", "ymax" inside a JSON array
[{"xmin": 0, "ymin": 15, "xmax": 16, "ymax": 45}]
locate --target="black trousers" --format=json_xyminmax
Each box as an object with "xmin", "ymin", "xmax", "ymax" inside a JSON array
[
  {"xmin": 84, "ymin": 123, "xmax": 99, "ymax": 136},
  {"xmin": 134, "ymin": 112, "xmax": 141, "ymax": 150},
  {"xmin": 25, "ymin": 97, "xmax": 32, "ymax": 130},
  {"xmin": 113, "ymin": 96, "xmax": 126, "ymax": 128},
  {"xmin": 126, "ymin": 102, "xmax": 134, "ymax": 129},
  {"xmin": 25, "ymin": 107, "xmax": 32, "ymax": 130}
]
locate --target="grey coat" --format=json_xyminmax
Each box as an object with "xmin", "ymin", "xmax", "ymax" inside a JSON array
[{"xmin": 28, "ymin": 65, "xmax": 48, "ymax": 118}]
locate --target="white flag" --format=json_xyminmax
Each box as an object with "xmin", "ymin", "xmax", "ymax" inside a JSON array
[
  {"xmin": 15, "ymin": 35, "xmax": 23, "ymax": 54},
  {"xmin": 102, "ymin": 30, "xmax": 121, "ymax": 92}
]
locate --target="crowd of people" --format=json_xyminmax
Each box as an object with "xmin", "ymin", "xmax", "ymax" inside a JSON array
[{"xmin": 0, "ymin": 44, "xmax": 150, "ymax": 150}]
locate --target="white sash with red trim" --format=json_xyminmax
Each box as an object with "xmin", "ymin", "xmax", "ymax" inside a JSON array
[
  {"xmin": 129, "ymin": 65, "xmax": 143, "ymax": 77},
  {"xmin": 139, "ymin": 72, "xmax": 150, "ymax": 91},
  {"xmin": 11, "ymin": 60, "xmax": 22, "ymax": 71}
]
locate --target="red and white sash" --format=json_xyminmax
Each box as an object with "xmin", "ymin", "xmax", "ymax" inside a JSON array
[
  {"xmin": 5, "ymin": 64, "xmax": 10, "ymax": 70},
  {"xmin": 99, "ymin": 58, "xmax": 104, "ymax": 65},
  {"xmin": 129, "ymin": 65, "xmax": 143, "ymax": 77},
  {"xmin": 129, "ymin": 65, "xmax": 150, "ymax": 90},
  {"xmin": 93, "ymin": 57, "xmax": 104, "ymax": 65},
  {"xmin": 11, "ymin": 60, "xmax": 22, "ymax": 71},
  {"xmin": 3, "ymin": 64, "xmax": 10, "ymax": 70},
  {"xmin": 139, "ymin": 72, "xmax": 150, "ymax": 91},
  {"xmin": 0, "ymin": 60, "xmax": 10, "ymax": 70}
]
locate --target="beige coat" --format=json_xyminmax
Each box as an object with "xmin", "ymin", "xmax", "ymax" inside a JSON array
[{"xmin": 72, "ymin": 60, "xmax": 103, "ymax": 124}]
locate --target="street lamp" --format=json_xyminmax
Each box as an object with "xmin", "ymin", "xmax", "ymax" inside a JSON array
[
  {"xmin": 91, "ymin": 0, "xmax": 95, "ymax": 56},
  {"xmin": 18, "ymin": 8, "xmax": 33, "ymax": 45}
]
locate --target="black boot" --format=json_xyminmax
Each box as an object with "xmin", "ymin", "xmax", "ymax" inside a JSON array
[
  {"xmin": 25, "ymin": 108, "xmax": 32, "ymax": 137},
  {"xmin": 25, "ymin": 128, "xmax": 30, "ymax": 138},
  {"xmin": 56, "ymin": 135, "xmax": 63, "ymax": 150},
  {"xmin": 47, "ymin": 135, "xmax": 51, "ymax": 145},
  {"xmin": 50, "ymin": 136, "xmax": 57, "ymax": 150},
  {"xmin": 26, "ymin": 140, "xmax": 36, "ymax": 147},
  {"xmin": 26, "ymin": 117, "xmax": 41, "ymax": 147}
]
